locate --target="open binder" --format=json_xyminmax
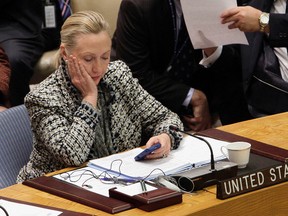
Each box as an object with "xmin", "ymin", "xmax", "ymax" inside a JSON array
[{"xmin": 87, "ymin": 135, "xmax": 230, "ymax": 181}]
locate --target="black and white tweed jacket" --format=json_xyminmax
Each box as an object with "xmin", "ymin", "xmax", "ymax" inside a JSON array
[{"xmin": 17, "ymin": 60, "xmax": 183, "ymax": 182}]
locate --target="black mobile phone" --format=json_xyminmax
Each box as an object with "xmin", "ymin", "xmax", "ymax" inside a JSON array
[{"xmin": 134, "ymin": 143, "xmax": 161, "ymax": 161}]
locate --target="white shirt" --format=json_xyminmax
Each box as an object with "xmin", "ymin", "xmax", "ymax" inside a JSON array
[
  {"xmin": 271, "ymin": 0, "xmax": 288, "ymax": 81},
  {"xmin": 174, "ymin": 0, "xmax": 222, "ymax": 107}
]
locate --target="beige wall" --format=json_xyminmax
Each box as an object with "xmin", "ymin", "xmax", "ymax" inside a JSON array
[{"xmin": 71, "ymin": 0, "xmax": 122, "ymax": 35}]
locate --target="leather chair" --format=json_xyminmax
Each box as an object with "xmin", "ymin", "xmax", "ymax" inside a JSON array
[
  {"xmin": 30, "ymin": 0, "xmax": 122, "ymax": 84},
  {"xmin": 0, "ymin": 105, "xmax": 33, "ymax": 188}
]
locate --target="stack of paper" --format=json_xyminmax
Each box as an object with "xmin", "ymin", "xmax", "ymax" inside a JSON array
[{"xmin": 88, "ymin": 135, "xmax": 229, "ymax": 180}]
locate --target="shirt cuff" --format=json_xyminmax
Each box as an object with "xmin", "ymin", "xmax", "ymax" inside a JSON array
[
  {"xmin": 182, "ymin": 88, "xmax": 194, "ymax": 107},
  {"xmin": 199, "ymin": 46, "xmax": 223, "ymax": 68}
]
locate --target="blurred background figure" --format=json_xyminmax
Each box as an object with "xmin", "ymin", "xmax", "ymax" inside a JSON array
[
  {"xmin": 0, "ymin": 0, "xmax": 64, "ymax": 106},
  {"xmin": 0, "ymin": 46, "xmax": 11, "ymax": 111},
  {"xmin": 112, "ymin": 0, "xmax": 252, "ymax": 131}
]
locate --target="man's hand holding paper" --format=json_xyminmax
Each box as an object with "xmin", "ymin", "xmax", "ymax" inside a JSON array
[{"xmin": 180, "ymin": 0, "xmax": 248, "ymax": 49}]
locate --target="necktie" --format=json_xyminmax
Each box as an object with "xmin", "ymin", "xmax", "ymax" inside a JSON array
[
  {"xmin": 170, "ymin": 16, "xmax": 197, "ymax": 84},
  {"xmin": 58, "ymin": 0, "xmax": 72, "ymax": 21}
]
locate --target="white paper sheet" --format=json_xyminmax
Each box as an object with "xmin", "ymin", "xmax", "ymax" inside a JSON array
[
  {"xmin": 180, "ymin": 0, "xmax": 248, "ymax": 49},
  {"xmin": 114, "ymin": 182, "xmax": 158, "ymax": 196},
  {"xmin": 53, "ymin": 167, "xmax": 127, "ymax": 197},
  {"xmin": 54, "ymin": 168, "xmax": 158, "ymax": 197},
  {"xmin": 54, "ymin": 135, "xmax": 230, "ymax": 197},
  {"xmin": 0, "ymin": 199, "xmax": 62, "ymax": 216},
  {"xmin": 88, "ymin": 135, "xmax": 229, "ymax": 180}
]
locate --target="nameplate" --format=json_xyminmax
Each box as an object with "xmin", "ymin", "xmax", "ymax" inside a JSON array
[{"xmin": 217, "ymin": 162, "xmax": 288, "ymax": 199}]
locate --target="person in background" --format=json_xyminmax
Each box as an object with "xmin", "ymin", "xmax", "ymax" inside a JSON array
[
  {"xmin": 221, "ymin": 0, "xmax": 288, "ymax": 117},
  {"xmin": 41, "ymin": 1, "xmax": 64, "ymax": 53},
  {"xmin": 0, "ymin": 0, "xmax": 63, "ymax": 106},
  {"xmin": 0, "ymin": 47, "xmax": 11, "ymax": 111},
  {"xmin": 17, "ymin": 11, "xmax": 183, "ymax": 182},
  {"xmin": 112, "ymin": 0, "xmax": 252, "ymax": 131}
]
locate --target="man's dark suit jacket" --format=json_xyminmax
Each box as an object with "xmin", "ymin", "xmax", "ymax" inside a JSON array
[
  {"xmin": 113, "ymin": 0, "xmax": 250, "ymax": 125},
  {"xmin": 0, "ymin": 0, "xmax": 62, "ymax": 106},
  {"xmin": 242, "ymin": 0, "xmax": 288, "ymax": 113},
  {"xmin": 0, "ymin": 0, "xmax": 43, "ymax": 42},
  {"xmin": 0, "ymin": 0, "xmax": 62, "ymax": 50}
]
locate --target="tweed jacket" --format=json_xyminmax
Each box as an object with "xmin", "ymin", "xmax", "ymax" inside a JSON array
[{"xmin": 17, "ymin": 60, "xmax": 183, "ymax": 182}]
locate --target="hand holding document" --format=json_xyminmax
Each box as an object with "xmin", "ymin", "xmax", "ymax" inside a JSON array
[{"xmin": 180, "ymin": 0, "xmax": 248, "ymax": 49}]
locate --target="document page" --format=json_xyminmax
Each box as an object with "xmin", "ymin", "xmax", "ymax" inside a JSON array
[
  {"xmin": 54, "ymin": 136, "xmax": 230, "ymax": 197},
  {"xmin": 89, "ymin": 148, "xmax": 191, "ymax": 180},
  {"xmin": 88, "ymin": 135, "xmax": 229, "ymax": 180},
  {"xmin": 0, "ymin": 199, "xmax": 62, "ymax": 216},
  {"xmin": 54, "ymin": 167, "xmax": 127, "ymax": 197},
  {"xmin": 180, "ymin": 0, "xmax": 248, "ymax": 49}
]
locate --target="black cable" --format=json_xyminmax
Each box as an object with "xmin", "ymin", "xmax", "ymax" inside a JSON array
[{"xmin": 0, "ymin": 205, "xmax": 9, "ymax": 216}]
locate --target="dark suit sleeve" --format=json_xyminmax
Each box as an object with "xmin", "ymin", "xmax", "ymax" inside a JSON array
[
  {"xmin": 114, "ymin": 0, "xmax": 190, "ymax": 113},
  {"xmin": 269, "ymin": 13, "xmax": 288, "ymax": 47},
  {"xmin": 0, "ymin": 0, "xmax": 9, "ymax": 8}
]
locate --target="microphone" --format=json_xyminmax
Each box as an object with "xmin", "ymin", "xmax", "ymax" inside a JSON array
[
  {"xmin": 169, "ymin": 125, "xmax": 215, "ymax": 171},
  {"xmin": 168, "ymin": 125, "xmax": 238, "ymax": 191}
]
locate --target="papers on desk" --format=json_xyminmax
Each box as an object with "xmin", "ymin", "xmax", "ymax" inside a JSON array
[
  {"xmin": 180, "ymin": 0, "xmax": 248, "ymax": 49},
  {"xmin": 53, "ymin": 135, "xmax": 229, "ymax": 197},
  {"xmin": 113, "ymin": 181, "xmax": 158, "ymax": 197},
  {"xmin": 53, "ymin": 166, "xmax": 127, "ymax": 197},
  {"xmin": 88, "ymin": 135, "xmax": 229, "ymax": 181},
  {"xmin": 0, "ymin": 199, "xmax": 62, "ymax": 216}
]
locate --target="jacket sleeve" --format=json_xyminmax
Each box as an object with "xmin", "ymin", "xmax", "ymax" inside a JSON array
[
  {"xmin": 25, "ymin": 87, "xmax": 99, "ymax": 167},
  {"xmin": 269, "ymin": 13, "xmax": 288, "ymax": 47}
]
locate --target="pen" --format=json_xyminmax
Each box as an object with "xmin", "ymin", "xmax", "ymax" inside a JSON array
[
  {"xmin": 140, "ymin": 180, "xmax": 147, "ymax": 193},
  {"xmin": 100, "ymin": 177, "xmax": 137, "ymax": 184}
]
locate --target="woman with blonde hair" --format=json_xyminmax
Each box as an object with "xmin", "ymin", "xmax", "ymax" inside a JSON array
[{"xmin": 17, "ymin": 11, "xmax": 183, "ymax": 182}]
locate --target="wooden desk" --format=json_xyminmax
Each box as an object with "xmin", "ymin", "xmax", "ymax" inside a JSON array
[{"xmin": 1, "ymin": 112, "xmax": 288, "ymax": 216}]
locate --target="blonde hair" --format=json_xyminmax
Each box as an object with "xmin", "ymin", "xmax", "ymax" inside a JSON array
[{"xmin": 56, "ymin": 10, "xmax": 110, "ymax": 66}]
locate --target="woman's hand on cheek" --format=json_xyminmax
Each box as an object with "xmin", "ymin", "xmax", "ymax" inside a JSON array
[{"xmin": 67, "ymin": 55, "xmax": 98, "ymax": 108}]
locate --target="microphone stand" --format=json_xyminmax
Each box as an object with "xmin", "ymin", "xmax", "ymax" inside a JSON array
[
  {"xmin": 168, "ymin": 125, "xmax": 238, "ymax": 191},
  {"xmin": 170, "ymin": 126, "xmax": 216, "ymax": 171}
]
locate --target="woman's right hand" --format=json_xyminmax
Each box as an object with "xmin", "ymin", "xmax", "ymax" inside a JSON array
[{"xmin": 67, "ymin": 55, "xmax": 98, "ymax": 108}]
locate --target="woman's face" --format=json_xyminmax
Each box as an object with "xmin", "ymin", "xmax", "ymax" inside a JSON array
[{"xmin": 66, "ymin": 31, "xmax": 111, "ymax": 85}]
